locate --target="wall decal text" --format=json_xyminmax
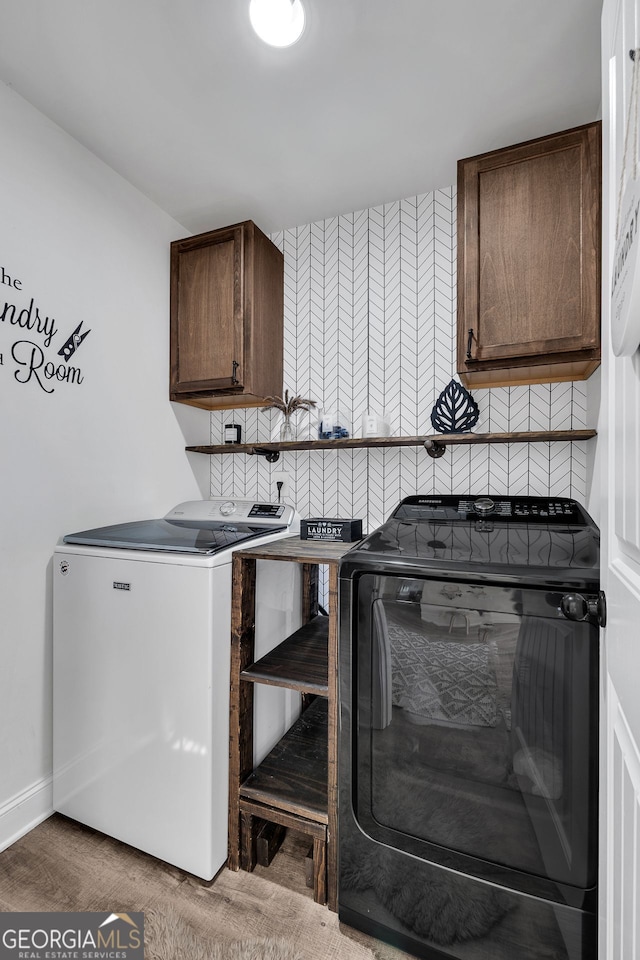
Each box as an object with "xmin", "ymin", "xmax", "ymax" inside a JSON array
[
  {"xmin": 0, "ymin": 264, "xmax": 90, "ymax": 393},
  {"xmin": 11, "ymin": 340, "xmax": 84, "ymax": 394}
]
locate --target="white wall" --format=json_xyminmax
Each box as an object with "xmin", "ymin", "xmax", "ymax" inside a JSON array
[{"xmin": 0, "ymin": 83, "xmax": 209, "ymax": 849}]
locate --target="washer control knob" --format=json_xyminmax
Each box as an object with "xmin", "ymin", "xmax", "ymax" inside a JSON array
[
  {"xmin": 473, "ymin": 497, "xmax": 495, "ymax": 517},
  {"xmin": 219, "ymin": 500, "xmax": 237, "ymax": 516}
]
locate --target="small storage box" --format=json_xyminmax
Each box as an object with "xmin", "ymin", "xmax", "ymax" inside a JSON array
[{"xmin": 301, "ymin": 518, "xmax": 363, "ymax": 542}]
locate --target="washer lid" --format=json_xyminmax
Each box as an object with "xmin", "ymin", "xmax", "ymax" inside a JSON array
[{"xmin": 62, "ymin": 518, "xmax": 287, "ymax": 555}]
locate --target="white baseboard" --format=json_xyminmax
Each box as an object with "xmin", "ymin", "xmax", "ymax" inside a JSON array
[{"xmin": 0, "ymin": 776, "xmax": 53, "ymax": 853}]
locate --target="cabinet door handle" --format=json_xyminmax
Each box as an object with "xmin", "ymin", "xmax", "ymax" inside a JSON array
[
  {"xmin": 232, "ymin": 360, "xmax": 239, "ymax": 384},
  {"xmin": 466, "ymin": 328, "xmax": 475, "ymax": 361}
]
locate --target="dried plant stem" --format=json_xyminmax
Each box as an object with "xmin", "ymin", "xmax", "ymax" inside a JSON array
[{"xmin": 261, "ymin": 389, "xmax": 316, "ymax": 417}]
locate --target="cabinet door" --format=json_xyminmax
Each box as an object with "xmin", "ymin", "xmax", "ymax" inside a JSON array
[
  {"xmin": 170, "ymin": 225, "xmax": 244, "ymax": 394},
  {"xmin": 457, "ymin": 123, "xmax": 601, "ymax": 385}
]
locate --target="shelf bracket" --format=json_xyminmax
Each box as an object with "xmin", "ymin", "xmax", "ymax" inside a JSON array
[
  {"xmin": 424, "ymin": 438, "xmax": 447, "ymax": 459},
  {"xmin": 251, "ymin": 447, "xmax": 281, "ymax": 463}
]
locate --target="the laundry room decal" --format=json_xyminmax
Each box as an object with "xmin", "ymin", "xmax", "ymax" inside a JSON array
[{"xmin": 0, "ymin": 263, "xmax": 91, "ymax": 394}]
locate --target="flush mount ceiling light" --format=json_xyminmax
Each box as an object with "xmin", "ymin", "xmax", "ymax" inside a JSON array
[{"xmin": 249, "ymin": 0, "xmax": 305, "ymax": 47}]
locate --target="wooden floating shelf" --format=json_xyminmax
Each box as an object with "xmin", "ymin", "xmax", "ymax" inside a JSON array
[{"xmin": 186, "ymin": 429, "xmax": 597, "ymax": 461}]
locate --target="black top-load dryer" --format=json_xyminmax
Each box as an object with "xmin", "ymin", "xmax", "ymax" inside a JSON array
[{"xmin": 338, "ymin": 495, "xmax": 601, "ymax": 960}]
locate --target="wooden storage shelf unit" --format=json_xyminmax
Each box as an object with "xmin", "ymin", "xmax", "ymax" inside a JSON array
[{"xmin": 228, "ymin": 538, "xmax": 354, "ymax": 912}]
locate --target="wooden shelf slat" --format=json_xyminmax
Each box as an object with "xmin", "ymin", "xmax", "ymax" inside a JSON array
[
  {"xmin": 240, "ymin": 616, "xmax": 329, "ymax": 695},
  {"xmin": 239, "ymin": 697, "xmax": 328, "ymax": 824},
  {"xmin": 186, "ymin": 428, "xmax": 596, "ymax": 456},
  {"xmin": 235, "ymin": 537, "xmax": 355, "ymax": 564}
]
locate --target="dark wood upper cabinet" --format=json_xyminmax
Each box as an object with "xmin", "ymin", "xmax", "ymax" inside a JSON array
[
  {"xmin": 170, "ymin": 220, "xmax": 283, "ymax": 409},
  {"xmin": 457, "ymin": 122, "xmax": 601, "ymax": 388}
]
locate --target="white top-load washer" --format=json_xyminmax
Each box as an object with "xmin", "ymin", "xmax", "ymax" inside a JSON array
[{"xmin": 53, "ymin": 498, "xmax": 300, "ymax": 880}]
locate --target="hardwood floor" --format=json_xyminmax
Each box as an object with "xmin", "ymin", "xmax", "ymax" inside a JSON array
[{"xmin": 0, "ymin": 815, "xmax": 412, "ymax": 960}]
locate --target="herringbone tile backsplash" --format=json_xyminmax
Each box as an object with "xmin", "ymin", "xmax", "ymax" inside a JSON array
[{"xmin": 209, "ymin": 186, "xmax": 590, "ymax": 536}]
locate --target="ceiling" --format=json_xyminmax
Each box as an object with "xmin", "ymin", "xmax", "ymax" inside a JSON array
[{"xmin": 0, "ymin": 0, "xmax": 602, "ymax": 236}]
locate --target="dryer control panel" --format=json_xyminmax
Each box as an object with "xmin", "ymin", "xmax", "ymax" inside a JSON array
[{"xmin": 393, "ymin": 495, "xmax": 589, "ymax": 525}]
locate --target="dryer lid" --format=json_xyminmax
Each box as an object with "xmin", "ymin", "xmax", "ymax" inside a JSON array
[{"xmin": 347, "ymin": 495, "xmax": 600, "ymax": 586}]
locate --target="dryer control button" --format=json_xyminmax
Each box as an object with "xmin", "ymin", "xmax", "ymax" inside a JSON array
[
  {"xmin": 473, "ymin": 497, "xmax": 495, "ymax": 516},
  {"xmin": 219, "ymin": 500, "xmax": 237, "ymax": 516}
]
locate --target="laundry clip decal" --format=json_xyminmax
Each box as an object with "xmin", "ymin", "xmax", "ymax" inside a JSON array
[{"xmin": 58, "ymin": 321, "xmax": 91, "ymax": 360}]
